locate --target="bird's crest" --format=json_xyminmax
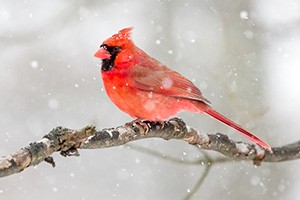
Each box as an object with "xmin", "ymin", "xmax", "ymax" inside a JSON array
[{"xmin": 103, "ymin": 27, "xmax": 134, "ymax": 48}]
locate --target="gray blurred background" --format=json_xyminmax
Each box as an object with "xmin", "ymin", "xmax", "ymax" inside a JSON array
[{"xmin": 1, "ymin": 0, "xmax": 300, "ymax": 199}]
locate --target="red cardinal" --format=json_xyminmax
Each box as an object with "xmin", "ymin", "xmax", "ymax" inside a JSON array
[{"xmin": 94, "ymin": 27, "xmax": 271, "ymax": 150}]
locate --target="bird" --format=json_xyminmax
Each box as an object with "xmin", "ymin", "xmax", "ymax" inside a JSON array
[{"xmin": 94, "ymin": 27, "xmax": 271, "ymax": 150}]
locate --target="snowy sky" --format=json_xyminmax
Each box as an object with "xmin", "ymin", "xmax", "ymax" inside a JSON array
[{"xmin": 1, "ymin": 1, "xmax": 300, "ymax": 199}]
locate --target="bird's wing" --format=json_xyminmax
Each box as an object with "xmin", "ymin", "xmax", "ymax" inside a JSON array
[{"xmin": 129, "ymin": 65, "xmax": 210, "ymax": 104}]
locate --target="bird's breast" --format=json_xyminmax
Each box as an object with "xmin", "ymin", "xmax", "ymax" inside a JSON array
[{"xmin": 101, "ymin": 73, "xmax": 200, "ymax": 120}]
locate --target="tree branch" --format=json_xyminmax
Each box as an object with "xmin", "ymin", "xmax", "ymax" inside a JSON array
[{"xmin": 0, "ymin": 118, "xmax": 299, "ymax": 178}]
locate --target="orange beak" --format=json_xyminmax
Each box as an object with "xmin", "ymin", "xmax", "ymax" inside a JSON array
[{"xmin": 94, "ymin": 47, "xmax": 111, "ymax": 59}]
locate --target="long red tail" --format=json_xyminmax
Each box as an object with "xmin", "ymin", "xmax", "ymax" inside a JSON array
[{"xmin": 204, "ymin": 107, "xmax": 271, "ymax": 150}]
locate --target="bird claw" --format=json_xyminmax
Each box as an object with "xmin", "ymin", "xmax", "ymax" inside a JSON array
[
  {"xmin": 125, "ymin": 118, "xmax": 143, "ymax": 126},
  {"xmin": 125, "ymin": 118, "xmax": 150, "ymax": 135},
  {"xmin": 158, "ymin": 121, "xmax": 165, "ymax": 129},
  {"xmin": 125, "ymin": 119, "xmax": 167, "ymax": 135}
]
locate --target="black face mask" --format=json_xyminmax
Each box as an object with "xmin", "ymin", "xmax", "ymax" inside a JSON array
[{"xmin": 100, "ymin": 44, "xmax": 121, "ymax": 71}]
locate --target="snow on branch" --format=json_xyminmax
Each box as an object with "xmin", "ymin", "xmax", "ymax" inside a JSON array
[{"xmin": 0, "ymin": 118, "xmax": 299, "ymax": 178}]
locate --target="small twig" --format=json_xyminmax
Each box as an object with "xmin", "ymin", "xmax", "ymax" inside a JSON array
[
  {"xmin": 126, "ymin": 144, "xmax": 208, "ymax": 165},
  {"xmin": 183, "ymin": 151, "xmax": 213, "ymax": 200}
]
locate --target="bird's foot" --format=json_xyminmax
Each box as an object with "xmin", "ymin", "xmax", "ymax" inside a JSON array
[{"xmin": 125, "ymin": 118, "xmax": 150, "ymax": 135}]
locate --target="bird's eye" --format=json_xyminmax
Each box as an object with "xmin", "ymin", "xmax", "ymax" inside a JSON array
[
  {"xmin": 100, "ymin": 44, "xmax": 120, "ymax": 55},
  {"xmin": 113, "ymin": 46, "xmax": 120, "ymax": 52}
]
